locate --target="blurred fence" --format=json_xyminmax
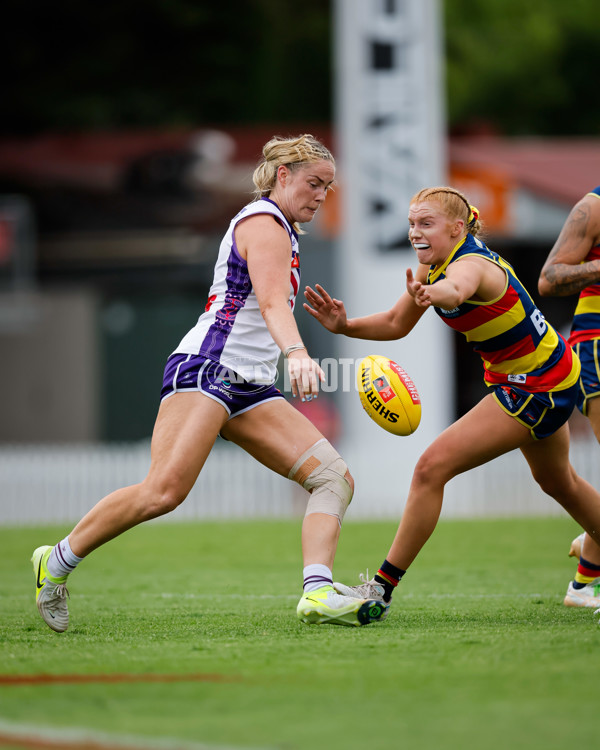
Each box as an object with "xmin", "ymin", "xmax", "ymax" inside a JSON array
[
  {"xmin": 0, "ymin": 438, "xmax": 598, "ymax": 526},
  {"xmin": 0, "ymin": 441, "xmax": 295, "ymax": 526}
]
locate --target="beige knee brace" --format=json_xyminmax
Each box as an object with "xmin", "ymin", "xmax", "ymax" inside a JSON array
[{"xmin": 288, "ymin": 438, "xmax": 353, "ymax": 522}]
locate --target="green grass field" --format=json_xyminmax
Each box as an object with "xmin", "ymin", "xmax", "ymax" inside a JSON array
[{"xmin": 1, "ymin": 517, "xmax": 597, "ymax": 750}]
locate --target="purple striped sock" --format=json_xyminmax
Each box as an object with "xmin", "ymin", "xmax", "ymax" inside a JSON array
[
  {"xmin": 303, "ymin": 564, "xmax": 333, "ymax": 593},
  {"xmin": 47, "ymin": 536, "xmax": 84, "ymax": 578}
]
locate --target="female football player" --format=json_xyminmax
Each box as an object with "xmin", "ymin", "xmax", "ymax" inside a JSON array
[
  {"xmin": 538, "ymin": 186, "xmax": 600, "ymax": 609},
  {"xmin": 31, "ymin": 134, "xmax": 386, "ymax": 633},
  {"xmin": 304, "ymin": 186, "xmax": 600, "ymax": 618}
]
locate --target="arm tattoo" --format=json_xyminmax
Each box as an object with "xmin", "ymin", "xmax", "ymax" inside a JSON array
[
  {"xmin": 542, "ymin": 203, "xmax": 600, "ymax": 295},
  {"xmin": 544, "ymin": 260, "xmax": 600, "ymax": 296}
]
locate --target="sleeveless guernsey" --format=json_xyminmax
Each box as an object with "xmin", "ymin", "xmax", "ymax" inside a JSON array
[
  {"xmin": 174, "ymin": 198, "xmax": 300, "ymax": 384},
  {"xmin": 427, "ymin": 233, "xmax": 580, "ymax": 392}
]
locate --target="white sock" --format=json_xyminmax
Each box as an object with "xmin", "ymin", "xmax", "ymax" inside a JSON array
[
  {"xmin": 303, "ymin": 564, "xmax": 333, "ymax": 593},
  {"xmin": 47, "ymin": 536, "xmax": 84, "ymax": 578}
]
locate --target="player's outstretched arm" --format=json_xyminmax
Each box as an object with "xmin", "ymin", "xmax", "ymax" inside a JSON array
[
  {"xmin": 303, "ymin": 283, "xmax": 350, "ymax": 333},
  {"xmin": 304, "ymin": 281, "xmax": 426, "ymax": 341}
]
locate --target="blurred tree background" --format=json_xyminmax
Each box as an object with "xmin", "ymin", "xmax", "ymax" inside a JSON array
[
  {"xmin": 444, "ymin": 0, "xmax": 600, "ymax": 136},
  {"xmin": 4, "ymin": 0, "xmax": 600, "ymax": 137}
]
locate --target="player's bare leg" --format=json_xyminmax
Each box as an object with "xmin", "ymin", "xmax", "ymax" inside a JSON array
[
  {"xmin": 222, "ymin": 399, "xmax": 340, "ymax": 562},
  {"xmin": 32, "ymin": 394, "xmax": 228, "ymax": 632},
  {"xmin": 69, "ymin": 394, "xmax": 229, "ymax": 556},
  {"xmin": 520, "ymin": 423, "xmax": 600, "ymax": 544},
  {"xmin": 576, "ymin": 397, "xmax": 600, "ymax": 565},
  {"xmin": 222, "ymin": 400, "xmax": 386, "ymax": 626},
  {"xmin": 385, "ymin": 395, "xmax": 532, "ymax": 571},
  {"xmin": 556, "ymin": 397, "xmax": 600, "ymax": 606}
]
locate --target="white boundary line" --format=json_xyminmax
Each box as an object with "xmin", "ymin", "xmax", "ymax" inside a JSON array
[
  {"xmin": 147, "ymin": 591, "xmax": 549, "ymax": 601},
  {"xmin": 0, "ymin": 718, "xmax": 273, "ymax": 750},
  {"xmin": 0, "ymin": 591, "xmax": 555, "ymax": 602}
]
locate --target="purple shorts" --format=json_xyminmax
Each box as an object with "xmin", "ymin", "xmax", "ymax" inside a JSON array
[{"xmin": 160, "ymin": 353, "xmax": 284, "ymax": 417}]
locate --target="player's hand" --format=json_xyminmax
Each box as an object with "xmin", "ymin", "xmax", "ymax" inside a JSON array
[
  {"xmin": 406, "ymin": 268, "xmax": 432, "ymax": 308},
  {"xmin": 303, "ymin": 284, "xmax": 348, "ymax": 334},
  {"xmin": 287, "ymin": 349, "xmax": 325, "ymax": 401}
]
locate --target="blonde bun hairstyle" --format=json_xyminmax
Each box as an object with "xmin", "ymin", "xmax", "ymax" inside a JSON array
[
  {"xmin": 410, "ymin": 186, "xmax": 483, "ymax": 238},
  {"xmin": 252, "ymin": 134, "xmax": 335, "ymax": 200}
]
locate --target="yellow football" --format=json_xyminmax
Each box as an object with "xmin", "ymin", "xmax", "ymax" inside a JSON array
[{"xmin": 357, "ymin": 355, "xmax": 421, "ymax": 436}]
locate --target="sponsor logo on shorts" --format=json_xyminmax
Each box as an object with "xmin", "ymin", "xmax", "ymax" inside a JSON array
[
  {"xmin": 203, "ymin": 357, "xmax": 274, "ymax": 395},
  {"xmin": 498, "ymin": 386, "xmax": 515, "ymax": 409},
  {"xmin": 508, "ymin": 373, "xmax": 527, "ymax": 383},
  {"xmin": 208, "ymin": 384, "xmax": 233, "ymax": 400}
]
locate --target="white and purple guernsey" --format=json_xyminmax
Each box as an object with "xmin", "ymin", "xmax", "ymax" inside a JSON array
[{"xmin": 174, "ymin": 198, "xmax": 300, "ymax": 384}]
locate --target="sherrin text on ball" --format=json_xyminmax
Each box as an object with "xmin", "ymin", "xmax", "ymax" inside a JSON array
[{"xmin": 357, "ymin": 355, "xmax": 421, "ymax": 436}]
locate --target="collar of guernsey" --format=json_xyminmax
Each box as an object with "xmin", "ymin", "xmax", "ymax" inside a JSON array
[
  {"xmin": 427, "ymin": 235, "xmax": 468, "ymax": 284},
  {"xmin": 427, "ymin": 234, "xmax": 581, "ymax": 392}
]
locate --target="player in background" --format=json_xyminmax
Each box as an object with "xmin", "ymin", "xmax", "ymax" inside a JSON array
[
  {"xmin": 31, "ymin": 134, "xmax": 386, "ymax": 633},
  {"xmin": 305, "ymin": 186, "xmax": 600, "ymax": 620},
  {"xmin": 538, "ymin": 186, "xmax": 600, "ymax": 609}
]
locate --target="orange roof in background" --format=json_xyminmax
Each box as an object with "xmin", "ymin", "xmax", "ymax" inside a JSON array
[
  {"xmin": 0, "ymin": 130, "xmax": 199, "ymax": 190},
  {"xmin": 0, "ymin": 130, "xmax": 598, "ymax": 234},
  {"xmin": 449, "ymin": 136, "xmax": 600, "ymax": 207},
  {"xmin": 0, "ymin": 129, "xmax": 597, "ymax": 200}
]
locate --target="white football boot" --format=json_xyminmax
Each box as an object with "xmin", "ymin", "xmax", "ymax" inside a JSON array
[
  {"xmin": 563, "ymin": 580, "xmax": 600, "ymax": 609},
  {"xmin": 333, "ymin": 572, "xmax": 390, "ymax": 621},
  {"xmin": 297, "ymin": 584, "xmax": 386, "ymax": 626},
  {"xmin": 31, "ymin": 545, "xmax": 70, "ymax": 632}
]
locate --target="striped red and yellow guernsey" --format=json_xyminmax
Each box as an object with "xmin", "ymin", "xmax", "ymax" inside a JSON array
[
  {"xmin": 568, "ymin": 187, "xmax": 600, "ymax": 347},
  {"xmin": 428, "ymin": 234, "xmax": 580, "ymax": 393}
]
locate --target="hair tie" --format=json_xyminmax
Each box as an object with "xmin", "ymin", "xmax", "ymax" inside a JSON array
[{"xmin": 468, "ymin": 205, "xmax": 479, "ymax": 225}]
